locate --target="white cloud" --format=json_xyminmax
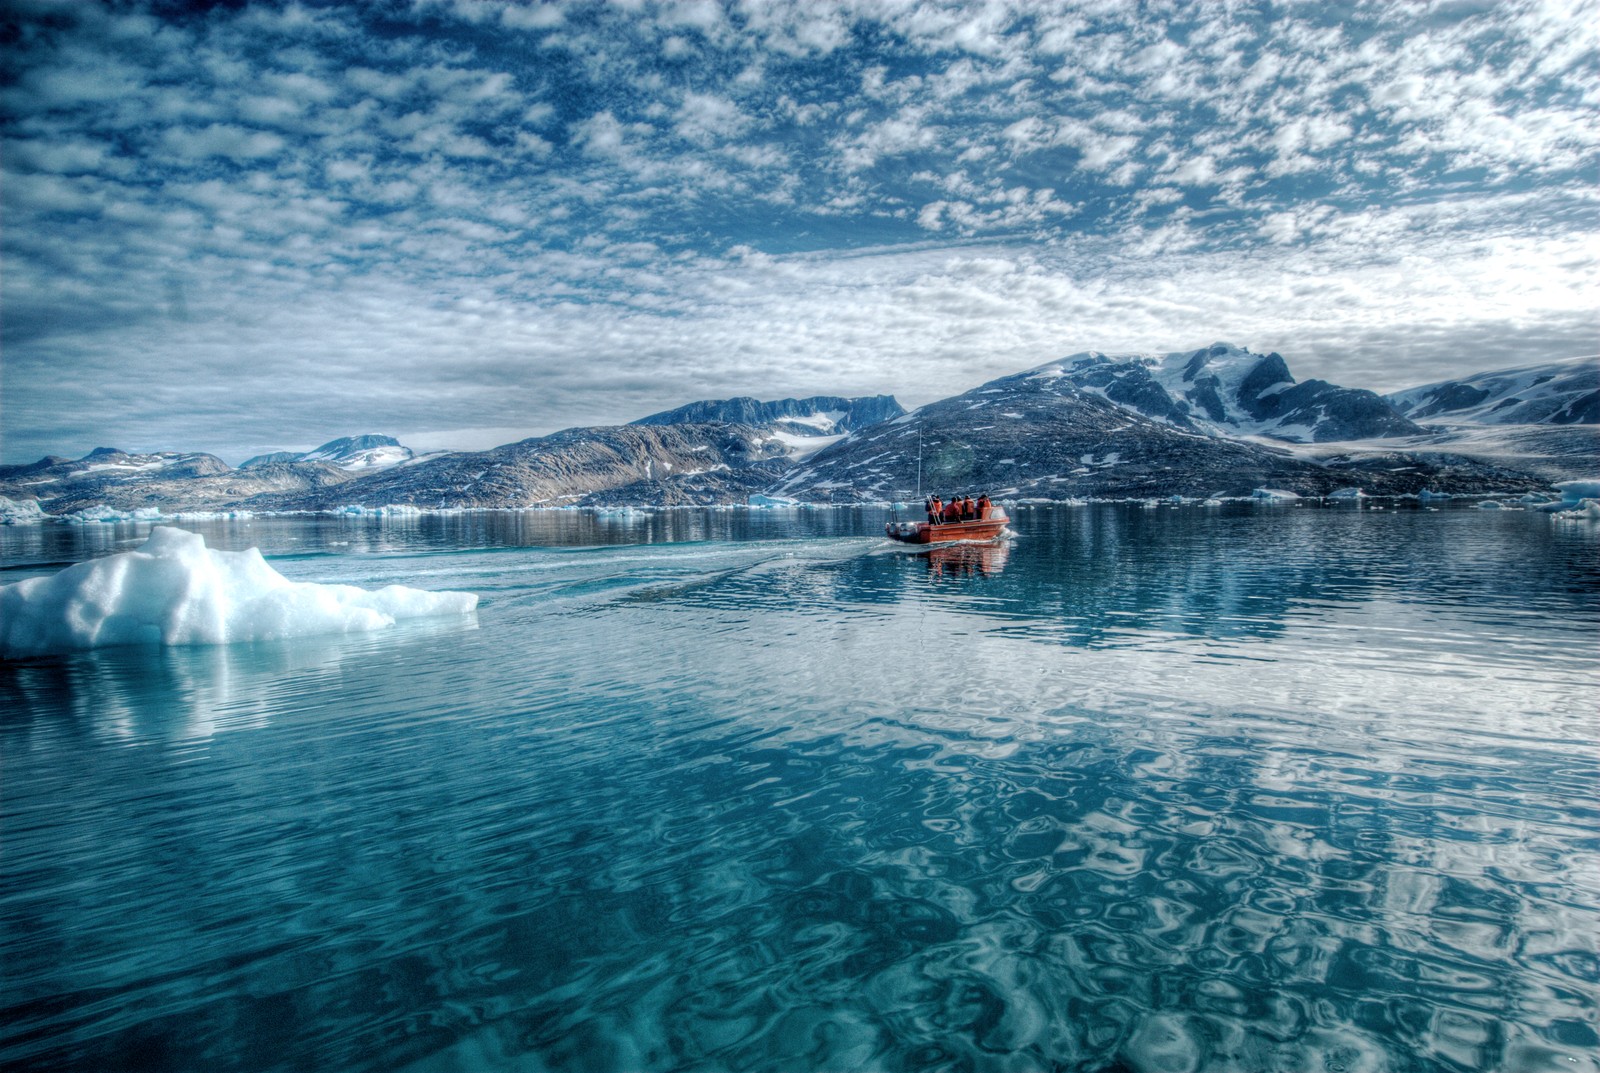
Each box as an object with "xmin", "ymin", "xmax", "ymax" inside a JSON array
[
  {"xmin": 675, "ymin": 92, "xmax": 749, "ymax": 145},
  {"xmin": 162, "ymin": 124, "xmax": 287, "ymax": 162},
  {"xmin": 3, "ymin": 0, "xmax": 1596, "ymax": 462}
]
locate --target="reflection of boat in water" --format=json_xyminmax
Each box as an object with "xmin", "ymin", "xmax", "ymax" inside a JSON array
[
  {"xmin": 885, "ymin": 507, "xmax": 1009, "ymax": 545},
  {"xmin": 923, "ymin": 539, "xmax": 1009, "ymax": 577}
]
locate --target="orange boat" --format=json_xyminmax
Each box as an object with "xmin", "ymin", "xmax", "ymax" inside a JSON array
[{"xmin": 885, "ymin": 506, "xmax": 1009, "ymax": 545}]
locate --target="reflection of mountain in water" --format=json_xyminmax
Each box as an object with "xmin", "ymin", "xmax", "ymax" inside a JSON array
[{"xmin": 796, "ymin": 503, "xmax": 1600, "ymax": 654}]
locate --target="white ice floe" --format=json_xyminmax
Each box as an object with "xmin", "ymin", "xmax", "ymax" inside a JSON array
[
  {"xmin": 335, "ymin": 503, "xmax": 428, "ymax": 516},
  {"xmin": 1252, "ymin": 488, "xmax": 1299, "ymax": 502},
  {"xmin": 64, "ymin": 505, "xmax": 166, "ymax": 525},
  {"xmin": 1555, "ymin": 500, "xmax": 1600, "ymax": 520},
  {"xmin": 0, "ymin": 527, "xmax": 477, "ymax": 658},
  {"xmin": 0, "ymin": 496, "xmax": 48, "ymax": 525},
  {"xmin": 748, "ymin": 494, "xmax": 800, "ymax": 508}
]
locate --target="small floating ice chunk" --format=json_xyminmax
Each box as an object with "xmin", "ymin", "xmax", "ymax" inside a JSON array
[
  {"xmin": 0, "ymin": 527, "xmax": 477, "ymax": 658},
  {"xmin": 1554, "ymin": 499, "xmax": 1600, "ymax": 520},
  {"xmin": 337, "ymin": 503, "xmax": 425, "ymax": 516}
]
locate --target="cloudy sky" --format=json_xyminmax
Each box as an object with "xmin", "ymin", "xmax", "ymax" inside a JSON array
[{"xmin": 3, "ymin": 0, "xmax": 1596, "ymax": 464}]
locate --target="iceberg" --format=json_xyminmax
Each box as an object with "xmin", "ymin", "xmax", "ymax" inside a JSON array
[
  {"xmin": 0, "ymin": 496, "xmax": 49, "ymax": 525},
  {"xmin": 1554, "ymin": 479, "xmax": 1600, "ymax": 502},
  {"xmin": 1251, "ymin": 488, "xmax": 1299, "ymax": 502},
  {"xmin": 1, "ymin": 527, "xmax": 477, "ymax": 658},
  {"xmin": 1549, "ymin": 479, "xmax": 1600, "ymax": 521}
]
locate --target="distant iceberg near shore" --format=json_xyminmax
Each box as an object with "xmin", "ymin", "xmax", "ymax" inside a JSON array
[{"xmin": 1, "ymin": 527, "xmax": 477, "ymax": 658}]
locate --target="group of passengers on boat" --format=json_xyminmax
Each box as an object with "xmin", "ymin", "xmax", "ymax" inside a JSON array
[{"xmin": 925, "ymin": 493, "xmax": 993, "ymax": 525}]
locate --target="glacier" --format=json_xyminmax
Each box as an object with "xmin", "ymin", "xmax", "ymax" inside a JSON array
[{"xmin": 0, "ymin": 527, "xmax": 477, "ymax": 658}]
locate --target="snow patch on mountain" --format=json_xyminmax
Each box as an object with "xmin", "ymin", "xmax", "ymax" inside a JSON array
[
  {"xmin": 1385, "ymin": 356, "xmax": 1597, "ymax": 425},
  {"xmin": 242, "ymin": 435, "xmax": 414, "ymax": 471},
  {"xmin": 1034, "ymin": 343, "xmax": 1422, "ymax": 443},
  {"xmin": 632, "ymin": 395, "xmax": 904, "ymax": 447}
]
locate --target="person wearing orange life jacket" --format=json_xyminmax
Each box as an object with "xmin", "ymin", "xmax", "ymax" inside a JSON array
[
  {"xmin": 927, "ymin": 496, "xmax": 942, "ymax": 524},
  {"xmin": 943, "ymin": 496, "xmax": 961, "ymax": 523},
  {"xmin": 963, "ymin": 495, "xmax": 976, "ymax": 520},
  {"xmin": 977, "ymin": 493, "xmax": 992, "ymax": 519}
]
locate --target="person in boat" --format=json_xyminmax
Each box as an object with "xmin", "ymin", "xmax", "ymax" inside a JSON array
[
  {"xmin": 927, "ymin": 496, "xmax": 942, "ymax": 524},
  {"xmin": 963, "ymin": 495, "xmax": 976, "ymax": 520},
  {"xmin": 977, "ymin": 493, "xmax": 991, "ymax": 519},
  {"xmin": 944, "ymin": 496, "xmax": 961, "ymax": 523}
]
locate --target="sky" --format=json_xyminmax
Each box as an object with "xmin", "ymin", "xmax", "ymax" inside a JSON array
[{"xmin": 2, "ymin": 0, "xmax": 1596, "ymax": 464}]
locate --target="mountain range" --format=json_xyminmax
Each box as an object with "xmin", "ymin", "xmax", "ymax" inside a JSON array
[
  {"xmin": 3, "ymin": 346, "xmax": 1592, "ymax": 518},
  {"xmin": 240, "ymin": 435, "xmax": 417, "ymax": 471}
]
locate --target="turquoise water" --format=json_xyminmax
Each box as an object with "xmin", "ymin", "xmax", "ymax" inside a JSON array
[{"xmin": 2, "ymin": 504, "xmax": 1597, "ymax": 1072}]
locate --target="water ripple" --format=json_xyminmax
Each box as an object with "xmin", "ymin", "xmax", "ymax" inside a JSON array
[{"xmin": 3, "ymin": 506, "xmax": 1596, "ymax": 1072}]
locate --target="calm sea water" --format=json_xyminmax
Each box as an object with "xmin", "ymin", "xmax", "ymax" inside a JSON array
[{"xmin": 2, "ymin": 504, "xmax": 1597, "ymax": 1073}]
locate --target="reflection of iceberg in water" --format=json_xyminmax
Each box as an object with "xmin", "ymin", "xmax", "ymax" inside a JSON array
[
  {"xmin": 1, "ymin": 615, "xmax": 478, "ymax": 743},
  {"xmin": 921, "ymin": 539, "xmax": 1010, "ymax": 578}
]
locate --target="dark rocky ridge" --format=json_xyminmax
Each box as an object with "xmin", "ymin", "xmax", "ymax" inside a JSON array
[
  {"xmin": 1057, "ymin": 345, "xmax": 1425, "ymax": 442},
  {"xmin": 3, "ymin": 456, "xmax": 352, "ymax": 515},
  {"xmin": 1386, "ymin": 357, "xmax": 1598, "ymax": 425},
  {"xmin": 240, "ymin": 424, "xmax": 792, "ymax": 512},
  {"xmin": 772, "ymin": 365, "xmax": 1545, "ymax": 502},
  {"xmin": 633, "ymin": 395, "xmax": 905, "ymax": 436},
  {"xmin": 2, "ymin": 350, "xmax": 1581, "ymax": 517}
]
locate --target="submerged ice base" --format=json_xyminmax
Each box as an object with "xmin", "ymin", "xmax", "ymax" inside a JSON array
[{"xmin": 0, "ymin": 526, "xmax": 477, "ymax": 658}]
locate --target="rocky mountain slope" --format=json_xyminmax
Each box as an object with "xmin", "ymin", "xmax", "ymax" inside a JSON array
[
  {"xmin": 3, "ymin": 347, "xmax": 1585, "ymax": 517},
  {"xmin": 0, "ymin": 449, "xmax": 350, "ymax": 516},
  {"xmin": 1045, "ymin": 343, "xmax": 1424, "ymax": 443},
  {"xmin": 1384, "ymin": 356, "xmax": 1597, "ymax": 425},
  {"xmin": 633, "ymin": 394, "xmax": 904, "ymax": 436},
  {"xmin": 241, "ymin": 424, "xmax": 791, "ymax": 511},
  {"xmin": 771, "ymin": 362, "xmax": 1531, "ymax": 503}
]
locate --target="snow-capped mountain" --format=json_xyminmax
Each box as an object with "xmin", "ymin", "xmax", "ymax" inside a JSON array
[
  {"xmin": 241, "ymin": 434, "xmax": 414, "ymax": 471},
  {"xmin": 272, "ymin": 424, "xmax": 790, "ymax": 510},
  {"xmin": 0, "ymin": 447, "xmax": 348, "ymax": 516},
  {"xmin": 0, "ymin": 447, "xmax": 231, "ymax": 490},
  {"xmin": 1385, "ymin": 356, "xmax": 1597, "ymax": 425},
  {"xmin": 633, "ymin": 395, "xmax": 904, "ymax": 457},
  {"xmin": 772, "ymin": 361, "xmax": 1484, "ymax": 502},
  {"xmin": 3, "ymin": 349, "xmax": 1578, "ymax": 517},
  {"xmin": 1040, "ymin": 343, "xmax": 1423, "ymax": 443}
]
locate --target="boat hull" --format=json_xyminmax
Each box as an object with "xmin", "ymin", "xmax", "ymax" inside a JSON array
[{"xmin": 885, "ymin": 511, "xmax": 1008, "ymax": 545}]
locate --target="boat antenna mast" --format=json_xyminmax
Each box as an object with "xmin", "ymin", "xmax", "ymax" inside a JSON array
[{"xmin": 915, "ymin": 415, "xmax": 923, "ymax": 499}]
